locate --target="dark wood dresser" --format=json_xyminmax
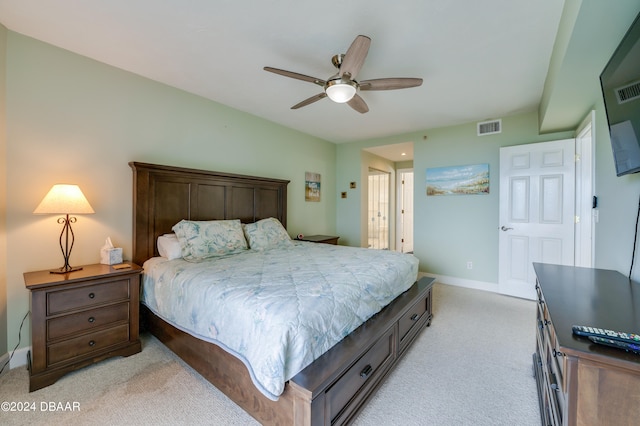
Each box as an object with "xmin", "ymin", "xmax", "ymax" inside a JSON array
[
  {"xmin": 532, "ymin": 263, "xmax": 640, "ymax": 425},
  {"xmin": 24, "ymin": 262, "xmax": 142, "ymax": 391}
]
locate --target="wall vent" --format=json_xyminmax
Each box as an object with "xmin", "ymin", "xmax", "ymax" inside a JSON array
[
  {"xmin": 615, "ymin": 80, "xmax": 640, "ymax": 104},
  {"xmin": 477, "ymin": 119, "xmax": 502, "ymax": 136}
]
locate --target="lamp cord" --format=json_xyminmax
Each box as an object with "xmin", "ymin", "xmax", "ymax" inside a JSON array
[
  {"xmin": 0, "ymin": 311, "xmax": 30, "ymax": 375},
  {"xmin": 630, "ymin": 193, "xmax": 640, "ymax": 279}
]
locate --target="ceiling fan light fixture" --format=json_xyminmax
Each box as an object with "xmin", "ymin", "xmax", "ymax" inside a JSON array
[
  {"xmin": 264, "ymin": 35, "xmax": 421, "ymax": 113},
  {"xmin": 325, "ymin": 78, "xmax": 357, "ymax": 103}
]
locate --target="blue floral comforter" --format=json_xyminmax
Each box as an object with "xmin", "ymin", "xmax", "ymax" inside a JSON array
[{"xmin": 141, "ymin": 241, "xmax": 418, "ymax": 400}]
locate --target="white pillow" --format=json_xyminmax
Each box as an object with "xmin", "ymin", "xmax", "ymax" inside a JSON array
[{"xmin": 157, "ymin": 233, "xmax": 182, "ymax": 260}]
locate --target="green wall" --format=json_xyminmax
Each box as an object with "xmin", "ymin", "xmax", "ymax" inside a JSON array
[
  {"xmin": 337, "ymin": 102, "xmax": 640, "ymax": 286},
  {"xmin": 337, "ymin": 113, "xmax": 573, "ymax": 285},
  {"xmin": 4, "ymin": 32, "xmax": 336, "ymax": 352},
  {"xmin": 336, "ymin": 104, "xmax": 640, "ymax": 285},
  {"xmin": 414, "ymin": 113, "xmax": 573, "ymax": 283}
]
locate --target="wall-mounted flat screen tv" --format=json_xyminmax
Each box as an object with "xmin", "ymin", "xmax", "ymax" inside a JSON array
[{"xmin": 600, "ymin": 12, "xmax": 640, "ymax": 176}]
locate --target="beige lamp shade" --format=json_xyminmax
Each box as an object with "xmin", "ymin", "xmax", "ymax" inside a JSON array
[{"xmin": 33, "ymin": 184, "xmax": 95, "ymax": 215}]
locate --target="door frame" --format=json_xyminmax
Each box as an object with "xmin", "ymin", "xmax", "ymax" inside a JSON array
[{"xmin": 574, "ymin": 110, "xmax": 596, "ymax": 267}]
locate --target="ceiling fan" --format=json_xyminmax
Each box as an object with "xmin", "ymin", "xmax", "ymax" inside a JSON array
[{"xmin": 264, "ymin": 35, "xmax": 423, "ymax": 113}]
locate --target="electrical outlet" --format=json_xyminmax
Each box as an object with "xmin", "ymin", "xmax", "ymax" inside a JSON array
[{"xmin": 467, "ymin": 261, "xmax": 473, "ymax": 270}]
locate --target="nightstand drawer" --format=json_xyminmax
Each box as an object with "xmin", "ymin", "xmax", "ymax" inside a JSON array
[
  {"xmin": 47, "ymin": 302, "xmax": 130, "ymax": 341},
  {"xmin": 47, "ymin": 279, "xmax": 130, "ymax": 315},
  {"xmin": 47, "ymin": 324, "xmax": 130, "ymax": 366}
]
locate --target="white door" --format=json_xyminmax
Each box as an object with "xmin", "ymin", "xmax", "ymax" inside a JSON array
[
  {"xmin": 397, "ymin": 169, "xmax": 414, "ymax": 253},
  {"xmin": 499, "ymin": 139, "xmax": 575, "ymax": 299}
]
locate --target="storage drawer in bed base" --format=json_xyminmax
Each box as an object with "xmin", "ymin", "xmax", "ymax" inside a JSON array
[{"xmin": 292, "ymin": 276, "xmax": 435, "ymax": 426}]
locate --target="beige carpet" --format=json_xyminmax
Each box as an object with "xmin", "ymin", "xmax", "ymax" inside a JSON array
[{"xmin": 0, "ymin": 283, "xmax": 540, "ymax": 425}]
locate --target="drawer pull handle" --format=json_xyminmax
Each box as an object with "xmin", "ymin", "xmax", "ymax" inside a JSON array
[
  {"xmin": 410, "ymin": 313, "xmax": 419, "ymax": 321},
  {"xmin": 552, "ymin": 349, "xmax": 563, "ymax": 358},
  {"xmin": 88, "ymin": 317, "xmax": 95, "ymax": 323},
  {"xmin": 88, "ymin": 293, "xmax": 95, "ymax": 299},
  {"xmin": 88, "ymin": 340, "xmax": 96, "ymax": 347},
  {"xmin": 360, "ymin": 365, "xmax": 373, "ymax": 379}
]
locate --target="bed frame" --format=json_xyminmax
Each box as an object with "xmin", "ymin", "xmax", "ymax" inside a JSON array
[{"xmin": 130, "ymin": 162, "xmax": 434, "ymax": 425}]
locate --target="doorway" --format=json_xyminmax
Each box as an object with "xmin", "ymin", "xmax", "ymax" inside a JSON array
[{"xmin": 368, "ymin": 168, "xmax": 390, "ymax": 249}]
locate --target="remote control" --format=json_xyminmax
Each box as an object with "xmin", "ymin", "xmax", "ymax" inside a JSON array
[
  {"xmin": 572, "ymin": 325, "xmax": 640, "ymax": 345},
  {"xmin": 588, "ymin": 336, "xmax": 640, "ymax": 355}
]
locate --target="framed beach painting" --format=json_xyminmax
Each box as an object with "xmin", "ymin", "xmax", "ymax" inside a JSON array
[
  {"xmin": 426, "ymin": 163, "xmax": 489, "ymax": 196},
  {"xmin": 305, "ymin": 172, "xmax": 321, "ymax": 202}
]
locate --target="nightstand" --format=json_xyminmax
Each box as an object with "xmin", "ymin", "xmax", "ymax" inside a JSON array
[
  {"xmin": 298, "ymin": 235, "xmax": 340, "ymax": 245},
  {"xmin": 24, "ymin": 262, "xmax": 142, "ymax": 392}
]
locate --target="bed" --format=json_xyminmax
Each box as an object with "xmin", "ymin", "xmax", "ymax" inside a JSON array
[{"xmin": 130, "ymin": 162, "xmax": 434, "ymax": 425}]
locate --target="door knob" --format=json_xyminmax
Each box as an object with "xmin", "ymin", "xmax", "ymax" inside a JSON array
[{"xmin": 501, "ymin": 226, "xmax": 513, "ymax": 231}]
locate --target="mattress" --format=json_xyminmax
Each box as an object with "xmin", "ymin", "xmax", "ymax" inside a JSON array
[{"xmin": 141, "ymin": 241, "xmax": 418, "ymax": 400}]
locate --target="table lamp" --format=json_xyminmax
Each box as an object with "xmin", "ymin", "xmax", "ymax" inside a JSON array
[{"xmin": 33, "ymin": 184, "xmax": 95, "ymax": 273}]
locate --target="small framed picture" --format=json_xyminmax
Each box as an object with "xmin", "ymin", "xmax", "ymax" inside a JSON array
[{"xmin": 305, "ymin": 172, "xmax": 321, "ymax": 202}]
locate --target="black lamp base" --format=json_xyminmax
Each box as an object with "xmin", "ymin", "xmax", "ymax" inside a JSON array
[
  {"xmin": 49, "ymin": 265, "xmax": 83, "ymax": 274},
  {"xmin": 50, "ymin": 214, "xmax": 83, "ymax": 274}
]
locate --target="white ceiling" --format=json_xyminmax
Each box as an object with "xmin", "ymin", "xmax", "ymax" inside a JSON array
[
  {"xmin": 364, "ymin": 142, "xmax": 415, "ymax": 163},
  {"xmin": 0, "ymin": 0, "xmax": 565, "ymax": 149}
]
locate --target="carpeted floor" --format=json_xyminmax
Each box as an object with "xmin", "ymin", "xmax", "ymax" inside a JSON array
[{"xmin": 0, "ymin": 283, "xmax": 541, "ymax": 425}]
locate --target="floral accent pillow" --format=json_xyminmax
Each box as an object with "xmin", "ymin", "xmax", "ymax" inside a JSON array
[
  {"xmin": 172, "ymin": 219, "xmax": 248, "ymax": 261},
  {"xmin": 243, "ymin": 217, "xmax": 293, "ymax": 251}
]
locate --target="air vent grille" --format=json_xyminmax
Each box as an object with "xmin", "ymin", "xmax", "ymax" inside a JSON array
[
  {"xmin": 615, "ymin": 80, "xmax": 640, "ymax": 104},
  {"xmin": 477, "ymin": 119, "xmax": 502, "ymax": 136}
]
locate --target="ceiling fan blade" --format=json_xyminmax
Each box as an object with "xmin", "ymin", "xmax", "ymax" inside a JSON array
[
  {"xmin": 339, "ymin": 35, "xmax": 371, "ymax": 79},
  {"xmin": 291, "ymin": 93, "xmax": 327, "ymax": 109},
  {"xmin": 264, "ymin": 67, "xmax": 325, "ymax": 86},
  {"xmin": 347, "ymin": 94, "xmax": 369, "ymax": 114},
  {"xmin": 359, "ymin": 78, "xmax": 423, "ymax": 91}
]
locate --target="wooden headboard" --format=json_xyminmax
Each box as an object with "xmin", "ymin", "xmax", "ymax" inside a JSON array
[{"xmin": 130, "ymin": 162, "xmax": 289, "ymax": 266}]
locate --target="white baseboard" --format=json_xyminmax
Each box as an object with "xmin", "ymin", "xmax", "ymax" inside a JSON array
[
  {"xmin": 11, "ymin": 346, "xmax": 30, "ymax": 369},
  {"xmin": 0, "ymin": 346, "xmax": 30, "ymax": 375},
  {"xmin": 419, "ymin": 271, "xmax": 499, "ymax": 294}
]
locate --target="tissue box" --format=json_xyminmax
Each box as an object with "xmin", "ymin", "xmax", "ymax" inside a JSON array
[{"xmin": 100, "ymin": 247, "xmax": 123, "ymax": 265}]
